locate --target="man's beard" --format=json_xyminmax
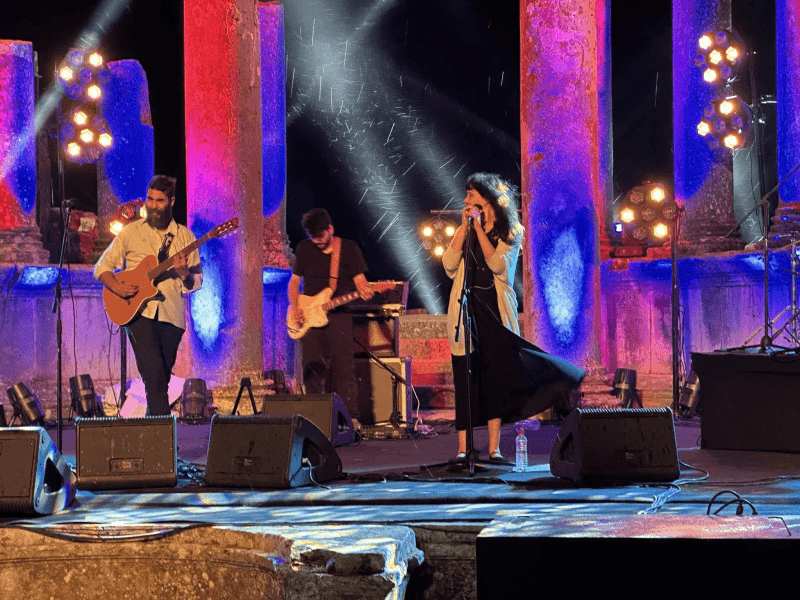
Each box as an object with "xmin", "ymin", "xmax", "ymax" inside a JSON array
[{"xmin": 146, "ymin": 206, "xmax": 172, "ymax": 229}]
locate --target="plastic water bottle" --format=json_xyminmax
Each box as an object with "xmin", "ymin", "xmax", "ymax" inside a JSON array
[{"xmin": 514, "ymin": 428, "xmax": 528, "ymax": 472}]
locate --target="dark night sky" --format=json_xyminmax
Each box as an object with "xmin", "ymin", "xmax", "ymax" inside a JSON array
[{"xmin": 0, "ymin": 0, "xmax": 777, "ymax": 309}]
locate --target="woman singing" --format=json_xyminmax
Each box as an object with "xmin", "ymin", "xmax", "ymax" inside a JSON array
[{"xmin": 443, "ymin": 172, "xmax": 584, "ymax": 464}]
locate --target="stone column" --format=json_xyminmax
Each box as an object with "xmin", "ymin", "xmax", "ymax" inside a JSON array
[
  {"xmin": 184, "ymin": 0, "xmax": 266, "ymax": 410},
  {"xmin": 673, "ymin": 0, "xmax": 742, "ymax": 254},
  {"xmin": 97, "ymin": 60, "xmax": 154, "ymax": 242},
  {"xmin": 0, "ymin": 40, "xmax": 49, "ymax": 264},
  {"xmin": 520, "ymin": 1, "xmax": 608, "ymax": 374},
  {"xmin": 771, "ymin": 0, "xmax": 800, "ymax": 240},
  {"xmin": 259, "ymin": 3, "xmax": 295, "ymax": 381}
]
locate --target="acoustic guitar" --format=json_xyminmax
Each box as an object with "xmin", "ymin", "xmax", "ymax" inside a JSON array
[
  {"xmin": 286, "ymin": 281, "xmax": 394, "ymax": 340},
  {"xmin": 103, "ymin": 218, "xmax": 239, "ymax": 326}
]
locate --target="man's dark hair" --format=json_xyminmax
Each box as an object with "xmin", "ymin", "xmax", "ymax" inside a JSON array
[
  {"xmin": 301, "ymin": 208, "xmax": 332, "ymax": 237},
  {"xmin": 147, "ymin": 175, "xmax": 177, "ymax": 200}
]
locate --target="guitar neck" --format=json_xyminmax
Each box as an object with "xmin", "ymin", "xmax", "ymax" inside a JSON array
[
  {"xmin": 147, "ymin": 232, "xmax": 210, "ymax": 280},
  {"xmin": 321, "ymin": 291, "xmax": 361, "ymax": 311}
]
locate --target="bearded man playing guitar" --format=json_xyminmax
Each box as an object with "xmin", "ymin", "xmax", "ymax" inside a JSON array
[
  {"xmin": 288, "ymin": 208, "xmax": 374, "ymax": 422},
  {"xmin": 94, "ymin": 175, "xmax": 203, "ymax": 416}
]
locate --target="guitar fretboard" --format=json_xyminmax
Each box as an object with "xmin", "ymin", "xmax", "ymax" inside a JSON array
[
  {"xmin": 321, "ymin": 291, "xmax": 362, "ymax": 312},
  {"xmin": 146, "ymin": 231, "xmax": 212, "ymax": 280}
]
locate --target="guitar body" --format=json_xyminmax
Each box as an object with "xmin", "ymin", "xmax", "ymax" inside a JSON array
[
  {"xmin": 286, "ymin": 282, "xmax": 394, "ymax": 340},
  {"xmin": 102, "ymin": 217, "xmax": 240, "ymax": 327},
  {"xmin": 103, "ymin": 255, "xmax": 160, "ymax": 326},
  {"xmin": 287, "ymin": 288, "xmax": 334, "ymax": 340}
]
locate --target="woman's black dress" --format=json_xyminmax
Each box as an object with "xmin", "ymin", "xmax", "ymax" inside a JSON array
[{"xmin": 451, "ymin": 229, "xmax": 585, "ymax": 430}]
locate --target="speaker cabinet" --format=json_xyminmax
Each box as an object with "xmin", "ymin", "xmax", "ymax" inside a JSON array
[
  {"xmin": 352, "ymin": 314, "xmax": 399, "ymax": 357},
  {"xmin": 549, "ymin": 408, "xmax": 679, "ymax": 482},
  {"xmin": 261, "ymin": 393, "xmax": 355, "ymax": 446},
  {"xmin": 355, "ymin": 356, "xmax": 412, "ymax": 426},
  {"xmin": 0, "ymin": 427, "xmax": 76, "ymax": 515},
  {"xmin": 204, "ymin": 414, "xmax": 342, "ymax": 489},
  {"xmin": 76, "ymin": 416, "xmax": 177, "ymax": 490}
]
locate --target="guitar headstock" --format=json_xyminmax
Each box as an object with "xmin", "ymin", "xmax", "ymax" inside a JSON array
[
  {"xmin": 210, "ymin": 218, "xmax": 239, "ymax": 239},
  {"xmin": 371, "ymin": 281, "xmax": 396, "ymax": 293}
]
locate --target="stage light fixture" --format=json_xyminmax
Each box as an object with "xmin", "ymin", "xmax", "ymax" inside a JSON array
[
  {"xmin": 419, "ymin": 215, "xmax": 458, "ymax": 259},
  {"xmin": 109, "ymin": 200, "xmax": 145, "ymax": 236},
  {"xmin": 696, "ymin": 28, "xmax": 745, "ymax": 84},
  {"xmin": 98, "ymin": 133, "xmax": 113, "ymax": 147},
  {"xmin": 697, "ymin": 94, "xmax": 752, "ymax": 151},
  {"xmin": 611, "ymin": 368, "xmax": 641, "ymax": 408},
  {"xmin": 678, "ymin": 371, "xmax": 701, "ymax": 418},
  {"xmin": 612, "ymin": 183, "xmax": 681, "ymax": 253},
  {"xmin": 180, "ymin": 378, "xmax": 208, "ymax": 421},
  {"xmin": 69, "ymin": 375, "xmax": 104, "ymax": 418},
  {"xmin": 67, "ymin": 143, "xmax": 81, "ymax": 157},
  {"xmin": 6, "ymin": 383, "xmax": 46, "ymax": 426},
  {"xmin": 264, "ymin": 369, "xmax": 288, "ymax": 395}
]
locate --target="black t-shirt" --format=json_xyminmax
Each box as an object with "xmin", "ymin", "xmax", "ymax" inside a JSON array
[{"xmin": 293, "ymin": 238, "xmax": 368, "ymax": 298}]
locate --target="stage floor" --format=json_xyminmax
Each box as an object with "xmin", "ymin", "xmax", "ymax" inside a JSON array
[
  {"xmin": 7, "ymin": 411, "xmax": 800, "ymax": 525},
  {"xmin": 5, "ymin": 411, "xmax": 800, "ymax": 598}
]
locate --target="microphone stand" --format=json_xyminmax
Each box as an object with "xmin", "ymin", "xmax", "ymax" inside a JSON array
[
  {"xmin": 354, "ymin": 338, "xmax": 409, "ymax": 428},
  {"xmin": 52, "ymin": 198, "xmax": 74, "ymax": 452},
  {"xmin": 725, "ymin": 159, "xmax": 800, "ymax": 353},
  {"xmin": 453, "ymin": 221, "xmax": 483, "ymax": 476}
]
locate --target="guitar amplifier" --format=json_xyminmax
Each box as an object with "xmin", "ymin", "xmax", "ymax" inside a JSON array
[
  {"xmin": 348, "ymin": 281, "xmax": 408, "ymax": 314},
  {"xmin": 355, "ymin": 356, "xmax": 413, "ymax": 426}
]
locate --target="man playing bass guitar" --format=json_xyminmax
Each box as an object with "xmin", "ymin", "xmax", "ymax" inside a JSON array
[{"xmin": 288, "ymin": 208, "xmax": 374, "ymax": 422}]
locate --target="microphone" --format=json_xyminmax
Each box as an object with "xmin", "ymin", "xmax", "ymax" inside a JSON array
[{"xmin": 467, "ymin": 215, "xmax": 474, "ymax": 226}]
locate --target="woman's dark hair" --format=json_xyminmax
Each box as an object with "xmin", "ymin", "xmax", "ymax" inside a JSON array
[
  {"xmin": 301, "ymin": 208, "xmax": 332, "ymax": 237},
  {"xmin": 465, "ymin": 172, "xmax": 522, "ymax": 244},
  {"xmin": 147, "ymin": 175, "xmax": 177, "ymax": 200}
]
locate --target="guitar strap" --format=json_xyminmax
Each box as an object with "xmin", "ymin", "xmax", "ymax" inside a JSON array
[{"xmin": 328, "ymin": 236, "xmax": 341, "ymax": 293}]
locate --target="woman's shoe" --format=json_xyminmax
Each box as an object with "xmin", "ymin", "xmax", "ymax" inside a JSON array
[
  {"xmin": 448, "ymin": 452, "xmax": 467, "ymax": 464},
  {"xmin": 488, "ymin": 450, "xmax": 513, "ymax": 465}
]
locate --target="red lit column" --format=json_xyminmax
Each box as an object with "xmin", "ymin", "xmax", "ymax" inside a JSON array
[{"xmin": 184, "ymin": 0, "xmax": 266, "ymax": 407}]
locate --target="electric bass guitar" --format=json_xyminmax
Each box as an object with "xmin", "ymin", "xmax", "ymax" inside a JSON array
[
  {"xmin": 103, "ymin": 218, "xmax": 239, "ymax": 326},
  {"xmin": 286, "ymin": 281, "xmax": 395, "ymax": 340}
]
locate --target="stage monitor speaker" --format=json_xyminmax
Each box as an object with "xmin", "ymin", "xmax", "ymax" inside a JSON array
[
  {"xmin": 355, "ymin": 356, "xmax": 412, "ymax": 426},
  {"xmin": 549, "ymin": 407, "xmax": 679, "ymax": 482},
  {"xmin": 0, "ymin": 427, "xmax": 76, "ymax": 515},
  {"xmin": 75, "ymin": 416, "xmax": 177, "ymax": 490},
  {"xmin": 261, "ymin": 393, "xmax": 355, "ymax": 446},
  {"xmin": 204, "ymin": 414, "xmax": 342, "ymax": 489}
]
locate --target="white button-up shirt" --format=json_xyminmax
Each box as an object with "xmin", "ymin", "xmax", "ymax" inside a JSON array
[{"xmin": 94, "ymin": 219, "xmax": 203, "ymax": 329}]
